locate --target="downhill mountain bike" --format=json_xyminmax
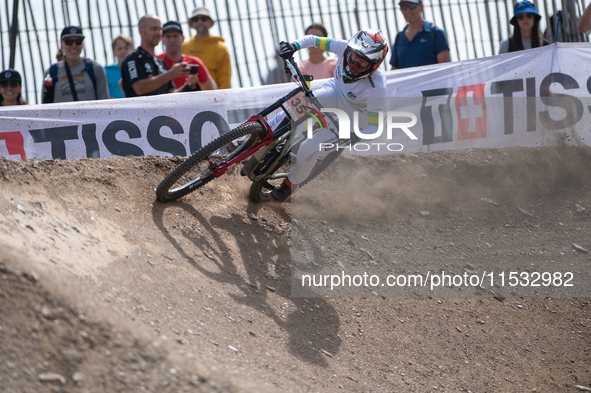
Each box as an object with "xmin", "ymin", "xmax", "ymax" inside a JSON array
[{"xmin": 156, "ymin": 56, "xmax": 353, "ymax": 203}]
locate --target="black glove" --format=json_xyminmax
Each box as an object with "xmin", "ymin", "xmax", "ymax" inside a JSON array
[{"xmin": 279, "ymin": 41, "xmax": 298, "ymax": 59}]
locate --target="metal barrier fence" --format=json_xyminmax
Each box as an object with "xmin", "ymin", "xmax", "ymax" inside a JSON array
[{"xmin": 0, "ymin": 0, "xmax": 588, "ymax": 105}]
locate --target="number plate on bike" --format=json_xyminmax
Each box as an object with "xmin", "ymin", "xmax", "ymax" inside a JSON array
[{"xmin": 287, "ymin": 92, "xmax": 311, "ymax": 121}]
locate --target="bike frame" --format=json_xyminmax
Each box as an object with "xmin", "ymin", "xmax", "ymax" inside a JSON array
[
  {"xmin": 156, "ymin": 56, "xmax": 360, "ymax": 203},
  {"xmin": 209, "ymin": 58, "xmax": 321, "ymax": 181}
]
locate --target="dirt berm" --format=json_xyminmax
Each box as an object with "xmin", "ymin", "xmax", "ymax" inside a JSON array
[{"xmin": 0, "ymin": 146, "xmax": 590, "ymax": 392}]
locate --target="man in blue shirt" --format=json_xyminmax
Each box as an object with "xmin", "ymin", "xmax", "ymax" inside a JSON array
[{"xmin": 390, "ymin": 0, "xmax": 450, "ymax": 69}]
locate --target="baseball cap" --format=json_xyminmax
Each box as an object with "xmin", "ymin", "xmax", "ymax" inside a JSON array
[
  {"xmin": 0, "ymin": 69, "xmax": 22, "ymax": 84},
  {"xmin": 61, "ymin": 25, "xmax": 85, "ymax": 40},
  {"xmin": 163, "ymin": 21, "xmax": 183, "ymax": 33},
  {"xmin": 190, "ymin": 7, "xmax": 215, "ymax": 26},
  {"xmin": 399, "ymin": 0, "xmax": 421, "ymax": 4}
]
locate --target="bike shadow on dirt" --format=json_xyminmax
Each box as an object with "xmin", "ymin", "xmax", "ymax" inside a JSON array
[{"xmin": 151, "ymin": 199, "xmax": 341, "ymax": 367}]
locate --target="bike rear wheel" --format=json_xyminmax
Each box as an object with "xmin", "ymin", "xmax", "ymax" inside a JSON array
[
  {"xmin": 248, "ymin": 148, "xmax": 343, "ymax": 203},
  {"xmin": 249, "ymin": 157, "xmax": 291, "ymax": 203},
  {"xmin": 156, "ymin": 122, "xmax": 267, "ymax": 202}
]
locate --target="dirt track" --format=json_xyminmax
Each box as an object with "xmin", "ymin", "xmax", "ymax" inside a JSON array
[{"xmin": 1, "ymin": 147, "xmax": 590, "ymax": 392}]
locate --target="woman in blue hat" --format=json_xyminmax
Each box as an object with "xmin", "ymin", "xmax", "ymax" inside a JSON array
[
  {"xmin": 499, "ymin": 1, "xmax": 550, "ymax": 54},
  {"xmin": 0, "ymin": 69, "xmax": 27, "ymax": 106}
]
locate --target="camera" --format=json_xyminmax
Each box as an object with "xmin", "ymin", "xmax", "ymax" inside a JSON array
[{"xmin": 188, "ymin": 64, "xmax": 199, "ymax": 74}]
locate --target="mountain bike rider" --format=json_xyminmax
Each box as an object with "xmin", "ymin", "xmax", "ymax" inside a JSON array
[{"xmin": 268, "ymin": 29, "xmax": 389, "ymax": 203}]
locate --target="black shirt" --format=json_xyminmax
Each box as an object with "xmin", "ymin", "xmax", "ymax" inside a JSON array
[{"xmin": 121, "ymin": 46, "xmax": 174, "ymax": 97}]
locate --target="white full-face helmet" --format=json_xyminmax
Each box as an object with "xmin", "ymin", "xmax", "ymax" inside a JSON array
[{"xmin": 342, "ymin": 29, "xmax": 389, "ymax": 83}]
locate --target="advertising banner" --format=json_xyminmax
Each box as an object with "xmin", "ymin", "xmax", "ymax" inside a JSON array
[{"xmin": 1, "ymin": 43, "xmax": 590, "ymax": 161}]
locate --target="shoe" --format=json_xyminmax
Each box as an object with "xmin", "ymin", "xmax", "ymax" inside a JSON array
[{"xmin": 270, "ymin": 178, "xmax": 298, "ymax": 203}]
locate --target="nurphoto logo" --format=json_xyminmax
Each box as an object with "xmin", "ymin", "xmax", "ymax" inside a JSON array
[
  {"xmin": 307, "ymin": 109, "xmax": 418, "ymax": 140},
  {"xmin": 308, "ymin": 109, "xmax": 419, "ymax": 152}
]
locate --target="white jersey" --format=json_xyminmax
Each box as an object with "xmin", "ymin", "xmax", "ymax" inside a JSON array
[
  {"xmin": 272, "ymin": 35, "xmax": 387, "ymax": 185},
  {"xmin": 294, "ymin": 35, "xmax": 386, "ymax": 129}
]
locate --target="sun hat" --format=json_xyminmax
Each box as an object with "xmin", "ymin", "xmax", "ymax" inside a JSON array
[
  {"xmin": 511, "ymin": 1, "xmax": 541, "ymax": 25},
  {"xmin": 190, "ymin": 7, "xmax": 215, "ymax": 26}
]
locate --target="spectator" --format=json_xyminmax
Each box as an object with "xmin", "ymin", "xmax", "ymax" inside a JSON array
[
  {"xmin": 264, "ymin": 51, "xmax": 291, "ymax": 85},
  {"xmin": 265, "ymin": 23, "xmax": 337, "ymax": 86},
  {"xmin": 157, "ymin": 21, "xmax": 217, "ymax": 92},
  {"xmin": 390, "ymin": 0, "xmax": 450, "ymax": 70},
  {"xmin": 121, "ymin": 14, "xmax": 191, "ymax": 97},
  {"xmin": 545, "ymin": 10, "xmax": 577, "ymax": 43},
  {"xmin": 41, "ymin": 26, "xmax": 109, "ymax": 103},
  {"xmin": 297, "ymin": 23, "xmax": 337, "ymax": 80},
  {"xmin": 579, "ymin": 2, "xmax": 591, "ymax": 34},
  {"xmin": 0, "ymin": 69, "xmax": 27, "ymax": 106},
  {"xmin": 182, "ymin": 7, "xmax": 232, "ymax": 89},
  {"xmin": 105, "ymin": 34, "xmax": 134, "ymax": 98},
  {"xmin": 499, "ymin": 1, "xmax": 549, "ymax": 54}
]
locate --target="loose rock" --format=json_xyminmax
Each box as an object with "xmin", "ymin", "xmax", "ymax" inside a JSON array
[
  {"xmin": 518, "ymin": 208, "xmax": 533, "ymax": 217},
  {"xmin": 72, "ymin": 372, "xmax": 84, "ymax": 384},
  {"xmin": 480, "ymin": 197, "xmax": 499, "ymax": 205},
  {"xmin": 39, "ymin": 372, "xmax": 66, "ymax": 385},
  {"xmin": 572, "ymin": 244, "xmax": 589, "ymax": 254}
]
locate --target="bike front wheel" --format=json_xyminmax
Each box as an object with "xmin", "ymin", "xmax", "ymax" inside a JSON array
[{"xmin": 156, "ymin": 122, "xmax": 267, "ymax": 202}]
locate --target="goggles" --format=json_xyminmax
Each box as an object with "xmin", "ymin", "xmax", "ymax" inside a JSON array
[{"xmin": 347, "ymin": 52, "xmax": 371, "ymax": 73}]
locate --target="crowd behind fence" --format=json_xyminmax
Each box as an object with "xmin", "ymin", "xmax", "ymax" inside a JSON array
[{"xmin": 0, "ymin": 0, "xmax": 588, "ymax": 105}]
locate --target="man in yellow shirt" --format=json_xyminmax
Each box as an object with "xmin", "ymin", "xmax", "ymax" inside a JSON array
[{"xmin": 182, "ymin": 7, "xmax": 232, "ymax": 89}]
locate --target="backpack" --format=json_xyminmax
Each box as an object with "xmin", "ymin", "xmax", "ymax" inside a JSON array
[{"xmin": 42, "ymin": 58, "xmax": 97, "ymax": 103}]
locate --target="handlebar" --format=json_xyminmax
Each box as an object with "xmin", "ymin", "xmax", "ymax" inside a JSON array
[{"xmin": 284, "ymin": 57, "xmax": 314, "ymax": 97}]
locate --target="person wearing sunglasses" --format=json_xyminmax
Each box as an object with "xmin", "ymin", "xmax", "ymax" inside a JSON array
[
  {"xmin": 182, "ymin": 7, "xmax": 232, "ymax": 89},
  {"xmin": 41, "ymin": 26, "xmax": 109, "ymax": 103},
  {"xmin": 499, "ymin": 1, "xmax": 549, "ymax": 54},
  {"xmin": 0, "ymin": 69, "xmax": 27, "ymax": 106},
  {"xmin": 390, "ymin": 0, "xmax": 450, "ymax": 70}
]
